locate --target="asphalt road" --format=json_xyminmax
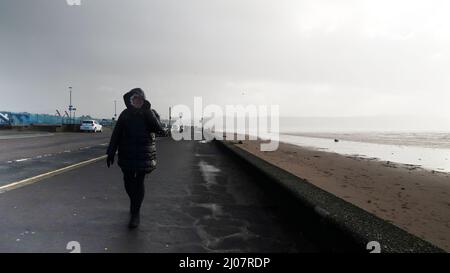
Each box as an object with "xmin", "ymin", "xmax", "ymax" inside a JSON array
[
  {"xmin": 0, "ymin": 129, "xmax": 112, "ymax": 162},
  {"xmin": 0, "ymin": 136, "xmax": 318, "ymax": 252},
  {"xmin": 0, "ymin": 129, "xmax": 112, "ymax": 187}
]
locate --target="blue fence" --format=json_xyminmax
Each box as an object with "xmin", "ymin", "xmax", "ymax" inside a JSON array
[{"xmin": 0, "ymin": 111, "xmax": 97, "ymax": 126}]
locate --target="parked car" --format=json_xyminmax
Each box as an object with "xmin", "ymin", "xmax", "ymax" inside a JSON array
[{"xmin": 80, "ymin": 120, "xmax": 103, "ymax": 132}]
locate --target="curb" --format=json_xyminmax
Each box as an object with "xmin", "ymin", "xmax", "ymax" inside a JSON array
[{"xmin": 214, "ymin": 139, "xmax": 445, "ymax": 253}]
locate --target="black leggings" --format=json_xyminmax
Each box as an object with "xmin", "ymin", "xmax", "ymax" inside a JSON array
[{"xmin": 122, "ymin": 169, "xmax": 147, "ymax": 215}]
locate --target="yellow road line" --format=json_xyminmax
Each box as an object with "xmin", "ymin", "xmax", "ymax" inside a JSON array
[{"xmin": 0, "ymin": 155, "xmax": 107, "ymax": 193}]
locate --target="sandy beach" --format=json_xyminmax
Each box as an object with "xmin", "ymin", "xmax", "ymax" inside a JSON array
[{"xmin": 233, "ymin": 139, "xmax": 450, "ymax": 252}]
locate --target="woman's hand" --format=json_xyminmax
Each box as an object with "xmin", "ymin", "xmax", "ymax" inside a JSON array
[{"xmin": 107, "ymin": 153, "xmax": 115, "ymax": 168}]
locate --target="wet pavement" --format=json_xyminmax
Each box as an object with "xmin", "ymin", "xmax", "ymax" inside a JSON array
[{"xmin": 0, "ymin": 138, "xmax": 318, "ymax": 252}]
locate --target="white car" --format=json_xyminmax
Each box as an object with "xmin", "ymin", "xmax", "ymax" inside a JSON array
[{"xmin": 80, "ymin": 120, "xmax": 103, "ymax": 133}]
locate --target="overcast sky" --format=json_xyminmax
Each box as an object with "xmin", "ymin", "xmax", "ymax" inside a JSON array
[{"xmin": 1, "ymin": 0, "xmax": 449, "ymax": 129}]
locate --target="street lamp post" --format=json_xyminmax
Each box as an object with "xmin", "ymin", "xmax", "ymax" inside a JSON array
[
  {"xmin": 114, "ymin": 100, "xmax": 117, "ymax": 120},
  {"xmin": 68, "ymin": 86, "xmax": 73, "ymax": 124},
  {"xmin": 179, "ymin": 112, "xmax": 184, "ymax": 133},
  {"xmin": 168, "ymin": 107, "xmax": 171, "ymax": 128},
  {"xmin": 167, "ymin": 107, "xmax": 172, "ymax": 137},
  {"xmin": 201, "ymin": 117, "xmax": 205, "ymax": 140}
]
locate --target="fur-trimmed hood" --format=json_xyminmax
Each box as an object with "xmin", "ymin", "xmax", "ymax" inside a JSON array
[{"xmin": 123, "ymin": 88, "xmax": 151, "ymax": 110}]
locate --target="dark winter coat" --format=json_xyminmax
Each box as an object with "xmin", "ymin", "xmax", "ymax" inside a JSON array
[{"xmin": 106, "ymin": 88, "xmax": 163, "ymax": 173}]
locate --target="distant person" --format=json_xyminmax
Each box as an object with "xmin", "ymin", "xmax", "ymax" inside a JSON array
[{"xmin": 106, "ymin": 88, "xmax": 163, "ymax": 228}]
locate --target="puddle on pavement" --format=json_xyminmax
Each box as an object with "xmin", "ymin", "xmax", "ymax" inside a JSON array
[
  {"xmin": 198, "ymin": 160, "xmax": 221, "ymax": 189},
  {"xmin": 196, "ymin": 203, "xmax": 223, "ymax": 219}
]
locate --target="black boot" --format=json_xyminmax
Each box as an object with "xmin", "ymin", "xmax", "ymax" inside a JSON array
[{"xmin": 128, "ymin": 213, "xmax": 140, "ymax": 229}]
